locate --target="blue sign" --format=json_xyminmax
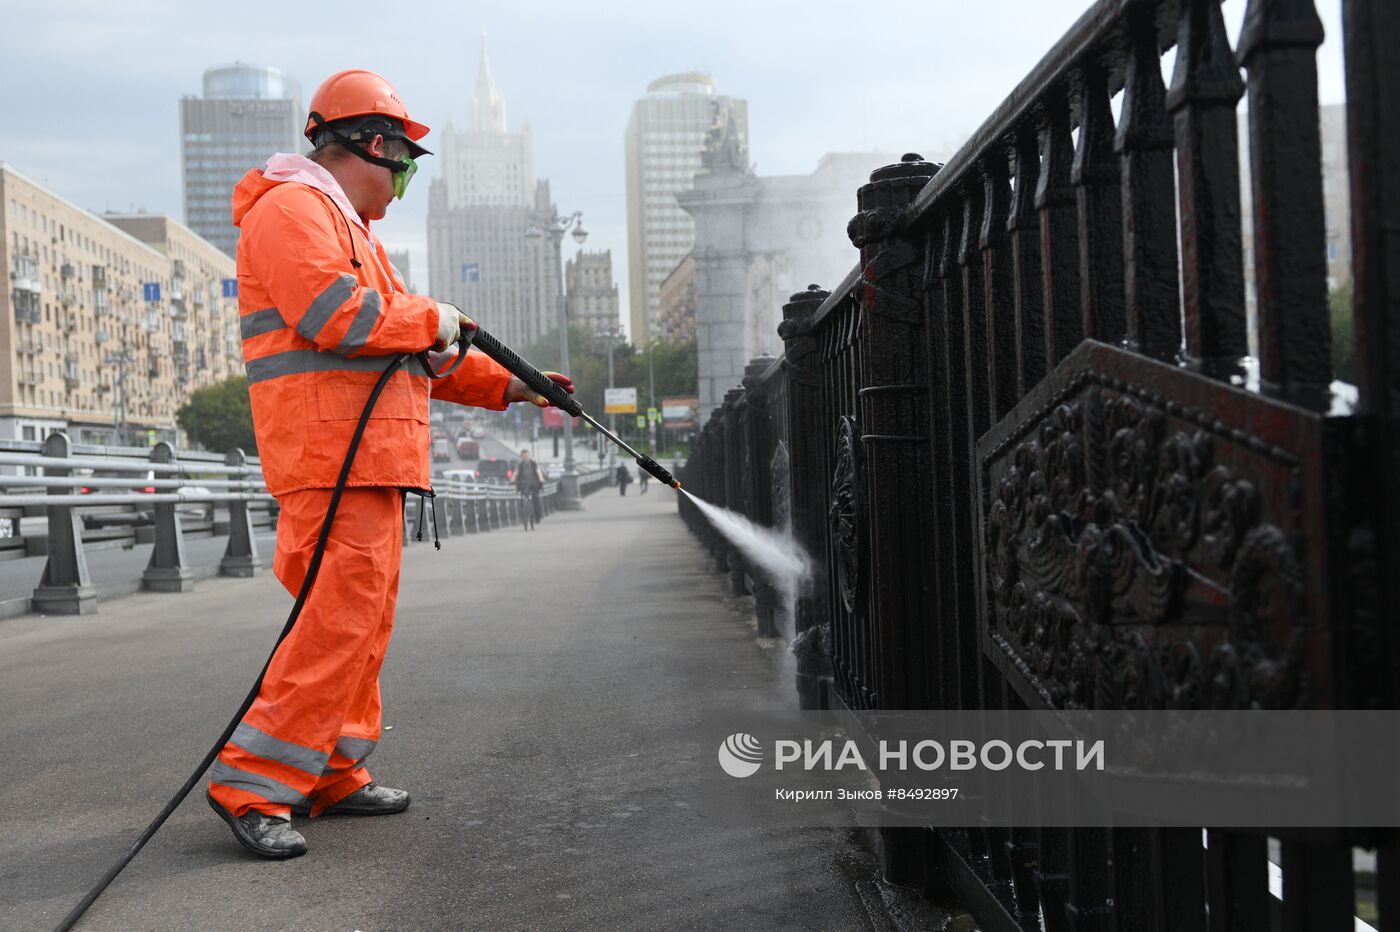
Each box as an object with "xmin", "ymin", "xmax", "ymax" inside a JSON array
[
  {"xmin": 461, "ymin": 263, "xmax": 480, "ymax": 284},
  {"xmin": 143, "ymin": 282, "xmax": 161, "ymax": 302},
  {"xmin": 222, "ymin": 278, "xmax": 238, "ymax": 298}
]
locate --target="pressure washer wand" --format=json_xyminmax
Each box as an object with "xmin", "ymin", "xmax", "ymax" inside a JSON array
[
  {"xmin": 576, "ymin": 409, "xmax": 672, "ymax": 481},
  {"xmin": 467, "ymin": 327, "xmax": 682, "ymax": 490}
]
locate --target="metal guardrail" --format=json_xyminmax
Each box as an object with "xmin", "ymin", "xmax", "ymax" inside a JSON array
[
  {"xmin": 404, "ymin": 465, "xmax": 615, "ymax": 540},
  {"xmin": 3, "ymin": 435, "xmax": 618, "ymax": 617},
  {"xmin": 414, "ymin": 478, "xmax": 555, "ymax": 537},
  {"xmin": 0, "ymin": 437, "xmax": 251, "ymax": 465},
  {"xmin": 0, "ymin": 432, "xmax": 271, "ymax": 615},
  {"xmin": 575, "ymin": 464, "xmax": 614, "ymax": 497}
]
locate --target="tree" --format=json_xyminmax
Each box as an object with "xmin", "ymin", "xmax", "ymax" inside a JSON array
[
  {"xmin": 643, "ymin": 337, "xmax": 698, "ymax": 401},
  {"xmin": 176, "ymin": 375, "xmax": 257, "ymax": 454}
]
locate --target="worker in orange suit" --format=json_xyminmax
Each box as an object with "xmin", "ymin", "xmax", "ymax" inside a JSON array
[{"xmin": 205, "ymin": 69, "xmax": 573, "ymax": 859}]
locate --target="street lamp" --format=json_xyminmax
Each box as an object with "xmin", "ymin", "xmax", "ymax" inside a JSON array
[
  {"xmin": 599, "ymin": 323, "xmax": 625, "ymax": 468},
  {"xmin": 524, "ymin": 209, "xmax": 588, "ymax": 510}
]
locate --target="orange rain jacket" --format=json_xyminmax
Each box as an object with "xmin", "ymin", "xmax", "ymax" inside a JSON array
[{"xmin": 232, "ymin": 154, "xmax": 512, "ymax": 495}]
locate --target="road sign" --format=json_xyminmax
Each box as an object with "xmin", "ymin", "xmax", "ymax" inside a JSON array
[
  {"xmin": 143, "ymin": 282, "xmax": 161, "ymax": 302},
  {"xmin": 635, "ymin": 415, "xmax": 646, "ymax": 429},
  {"xmin": 461, "ymin": 263, "xmax": 480, "ymax": 284},
  {"xmin": 662, "ymin": 396, "xmax": 699, "ymax": 429},
  {"xmin": 647, "ymin": 407, "xmax": 659, "ymax": 423},
  {"xmin": 221, "ymin": 278, "xmax": 238, "ymax": 298},
  {"xmin": 604, "ymin": 387, "xmax": 638, "ymax": 414}
]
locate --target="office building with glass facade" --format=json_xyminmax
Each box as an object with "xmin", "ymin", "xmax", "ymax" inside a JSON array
[
  {"xmin": 180, "ymin": 63, "xmax": 303, "ymax": 258},
  {"xmin": 624, "ymin": 73, "xmax": 747, "ymax": 346}
]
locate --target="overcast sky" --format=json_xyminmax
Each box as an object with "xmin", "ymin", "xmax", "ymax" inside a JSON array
[{"xmin": 0, "ymin": 0, "xmax": 1346, "ymax": 333}]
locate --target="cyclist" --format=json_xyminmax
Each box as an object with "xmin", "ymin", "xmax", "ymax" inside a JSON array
[{"xmin": 515, "ymin": 448, "xmax": 544, "ymax": 529}]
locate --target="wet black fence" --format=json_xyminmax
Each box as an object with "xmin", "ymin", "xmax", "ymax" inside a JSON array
[{"xmin": 679, "ymin": 0, "xmax": 1400, "ymax": 926}]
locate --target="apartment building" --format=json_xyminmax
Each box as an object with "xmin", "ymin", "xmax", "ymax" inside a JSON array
[
  {"xmin": 1, "ymin": 164, "xmax": 240, "ymax": 446},
  {"xmin": 564, "ymin": 249, "xmax": 620, "ymax": 336},
  {"xmin": 657, "ymin": 253, "xmax": 695, "ymax": 344}
]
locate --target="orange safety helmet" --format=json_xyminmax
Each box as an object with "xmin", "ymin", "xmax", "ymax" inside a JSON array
[{"xmin": 305, "ymin": 69, "xmax": 431, "ymax": 157}]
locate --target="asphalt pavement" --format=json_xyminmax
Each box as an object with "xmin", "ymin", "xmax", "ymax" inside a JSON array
[
  {"xmin": 0, "ymin": 481, "xmax": 889, "ymax": 930},
  {"xmin": 0, "ymin": 530, "xmax": 279, "ymax": 618}
]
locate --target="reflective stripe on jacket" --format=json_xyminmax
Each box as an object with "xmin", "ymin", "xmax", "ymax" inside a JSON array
[{"xmin": 232, "ymin": 154, "xmax": 511, "ymax": 495}]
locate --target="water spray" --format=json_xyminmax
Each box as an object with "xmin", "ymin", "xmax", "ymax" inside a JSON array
[
  {"xmin": 474, "ymin": 326, "xmax": 820, "ymax": 625},
  {"xmin": 467, "ymin": 328, "xmax": 682, "ymax": 491}
]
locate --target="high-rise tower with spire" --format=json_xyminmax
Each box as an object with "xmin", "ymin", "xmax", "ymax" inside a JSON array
[
  {"xmin": 437, "ymin": 36, "xmax": 534, "ymax": 209},
  {"xmin": 428, "ymin": 36, "xmax": 560, "ymax": 351},
  {"xmin": 469, "ymin": 34, "xmax": 507, "ymax": 133}
]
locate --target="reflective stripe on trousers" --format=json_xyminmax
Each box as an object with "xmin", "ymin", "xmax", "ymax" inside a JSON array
[
  {"xmin": 210, "ymin": 761, "xmax": 309, "ymax": 807},
  {"xmin": 335, "ymin": 736, "xmax": 377, "ymax": 766},
  {"xmin": 230, "ymin": 722, "xmax": 329, "ymax": 776}
]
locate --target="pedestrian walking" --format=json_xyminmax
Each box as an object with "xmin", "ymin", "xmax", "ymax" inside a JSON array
[
  {"xmin": 616, "ymin": 462, "xmax": 632, "ymax": 496},
  {"xmin": 638, "ymin": 465, "xmax": 649, "ymax": 494}
]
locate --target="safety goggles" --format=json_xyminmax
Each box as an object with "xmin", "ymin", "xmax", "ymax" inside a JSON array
[{"xmin": 392, "ymin": 153, "xmax": 418, "ymax": 200}]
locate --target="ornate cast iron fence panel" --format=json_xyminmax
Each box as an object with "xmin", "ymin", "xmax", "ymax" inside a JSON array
[
  {"xmin": 829, "ymin": 414, "xmax": 865, "ymax": 620},
  {"xmin": 978, "ymin": 342, "xmax": 1342, "ymax": 715}
]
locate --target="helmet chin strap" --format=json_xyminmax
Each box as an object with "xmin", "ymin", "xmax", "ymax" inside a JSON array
[{"xmin": 307, "ymin": 112, "xmax": 408, "ymax": 173}]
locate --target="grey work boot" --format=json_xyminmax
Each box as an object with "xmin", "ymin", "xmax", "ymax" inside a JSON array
[
  {"xmin": 292, "ymin": 782, "xmax": 411, "ymax": 817},
  {"xmin": 206, "ymin": 791, "xmax": 307, "ymax": 859}
]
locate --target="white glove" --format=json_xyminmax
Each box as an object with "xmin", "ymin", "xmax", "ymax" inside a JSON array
[{"xmin": 434, "ymin": 302, "xmax": 461, "ymax": 350}]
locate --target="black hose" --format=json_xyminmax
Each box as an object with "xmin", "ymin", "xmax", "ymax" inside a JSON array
[{"xmin": 54, "ymin": 353, "xmax": 410, "ymax": 932}]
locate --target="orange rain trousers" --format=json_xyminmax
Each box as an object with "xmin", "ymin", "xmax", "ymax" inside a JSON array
[{"xmin": 209, "ymin": 487, "xmax": 403, "ymax": 818}]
